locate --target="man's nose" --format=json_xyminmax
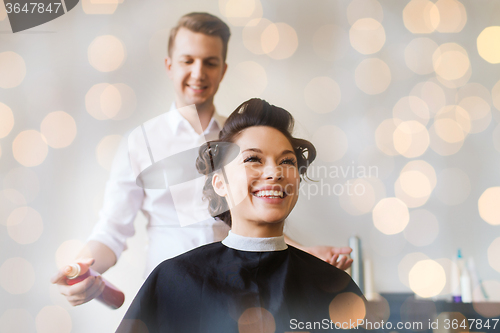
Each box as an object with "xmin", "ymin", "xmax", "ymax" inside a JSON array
[{"xmin": 191, "ymin": 61, "xmax": 205, "ymax": 80}]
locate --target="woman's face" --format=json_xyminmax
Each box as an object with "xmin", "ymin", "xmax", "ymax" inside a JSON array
[{"xmin": 213, "ymin": 126, "xmax": 300, "ymax": 229}]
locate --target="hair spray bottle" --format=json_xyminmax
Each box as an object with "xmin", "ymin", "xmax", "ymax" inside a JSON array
[{"xmin": 64, "ymin": 263, "xmax": 125, "ymax": 309}]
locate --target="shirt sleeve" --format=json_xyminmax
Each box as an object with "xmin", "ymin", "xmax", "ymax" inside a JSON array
[{"xmin": 87, "ymin": 133, "xmax": 145, "ymax": 260}]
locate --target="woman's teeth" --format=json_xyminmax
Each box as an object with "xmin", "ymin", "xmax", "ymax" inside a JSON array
[{"xmin": 254, "ymin": 190, "xmax": 284, "ymax": 198}]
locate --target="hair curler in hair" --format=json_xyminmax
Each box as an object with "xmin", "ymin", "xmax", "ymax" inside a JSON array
[{"xmin": 64, "ymin": 263, "xmax": 125, "ymax": 309}]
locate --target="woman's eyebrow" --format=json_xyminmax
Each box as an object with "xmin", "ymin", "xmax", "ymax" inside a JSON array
[
  {"xmin": 281, "ymin": 150, "xmax": 295, "ymax": 156},
  {"xmin": 242, "ymin": 148, "xmax": 295, "ymax": 156},
  {"xmin": 242, "ymin": 148, "xmax": 262, "ymax": 153}
]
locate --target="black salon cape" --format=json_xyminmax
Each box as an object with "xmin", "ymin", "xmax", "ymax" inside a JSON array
[{"xmin": 116, "ymin": 243, "xmax": 382, "ymax": 333}]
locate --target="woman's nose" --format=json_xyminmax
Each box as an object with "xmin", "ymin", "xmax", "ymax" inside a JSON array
[{"xmin": 263, "ymin": 164, "xmax": 283, "ymax": 180}]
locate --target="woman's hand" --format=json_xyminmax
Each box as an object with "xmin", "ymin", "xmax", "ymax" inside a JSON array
[
  {"xmin": 50, "ymin": 258, "xmax": 105, "ymax": 306},
  {"xmin": 305, "ymin": 246, "xmax": 353, "ymax": 270}
]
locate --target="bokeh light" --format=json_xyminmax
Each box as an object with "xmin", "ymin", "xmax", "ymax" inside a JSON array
[
  {"xmin": 232, "ymin": 61, "xmax": 267, "ymax": 97},
  {"xmin": 40, "ymin": 111, "xmax": 77, "ymax": 149},
  {"xmin": 477, "ymin": 26, "xmax": 500, "ymax": 64},
  {"xmin": 409, "ymin": 260, "xmax": 446, "ymax": 298},
  {"xmin": 7, "ymin": 207, "xmax": 43, "ymax": 245},
  {"xmin": 393, "ymin": 120, "xmax": 430, "ymax": 158},
  {"xmin": 478, "ymin": 187, "xmax": 500, "ymax": 225},
  {"xmin": 435, "ymin": 0, "xmax": 467, "ymax": 33},
  {"xmin": 219, "ymin": 0, "xmax": 263, "ymax": 27},
  {"xmin": 0, "ymin": 309, "xmax": 34, "ymax": 333},
  {"xmin": 261, "ymin": 23, "xmax": 298, "ymax": 60},
  {"xmin": 400, "ymin": 171, "xmax": 431, "ymax": 198},
  {"xmin": 237, "ymin": 307, "xmax": 275, "ymax": 333},
  {"xmin": 304, "ymin": 77, "xmax": 341, "ymax": 114},
  {"xmin": 431, "ymin": 105, "xmax": 470, "ymax": 149},
  {"xmin": 86, "ymin": 83, "xmax": 125, "ymax": 120},
  {"xmin": 329, "ymin": 292, "xmax": 366, "ymax": 328},
  {"xmin": 242, "ymin": 18, "xmax": 273, "ymax": 55},
  {"xmin": 35, "ymin": 306, "xmax": 72, "ymax": 333},
  {"xmin": 88, "ymin": 35, "xmax": 126, "ymax": 72},
  {"xmin": 404, "ymin": 209, "xmax": 439, "ymax": 246},
  {"xmin": 0, "ymin": 189, "xmax": 26, "ymax": 226},
  {"xmin": 458, "ymin": 96, "xmax": 492, "ymax": 133},
  {"xmin": 399, "ymin": 252, "xmax": 429, "ymax": 287},
  {"xmin": 372, "ymin": 197, "xmax": 410, "ymax": 235},
  {"xmin": 375, "ymin": 119, "xmax": 399, "ymax": 156},
  {"xmin": 0, "ymin": 257, "xmax": 35, "ymax": 294},
  {"xmin": 55, "ymin": 239, "xmax": 90, "ymax": 269},
  {"xmin": 0, "ymin": 51, "xmax": 26, "ymax": 89},
  {"xmin": 82, "ymin": 0, "xmax": 119, "ymax": 14},
  {"xmin": 346, "ymin": 0, "xmax": 383, "ymax": 26},
  {"xmin": 12, "ymin": 130, "xmax": 49, "ymax": 167},
  {"xmin": 456, "ymin": 82, "xmax": 491, "ymax": 104},
  {"xmin": 109, "ymin": 83, "xmax": 136, "ymax": 120},
  {"xmin": 487, "ymin": 238, "xmax": 500, "ymax": 273},
  {"xmin": 355, "ymin": 58, "xmax": 391, "ymax": 95},
  {"xmin": 404, "ymin": 38, "xmax": 438, "ymax": 75},
  {"xmin": 311, "ymin": 125, "xmax": 348, "ymax": 163},
  {"xmin": 493, "ymin": 79, "xmax": 500, "ymax": 112},
  {"xmin": 349, "ymin": 18, "xmax": 386, "ymax": 55},
  {"xmin": 3, "ymin": 167, "xmax": 40, "ymax": 203},
  {"xmin": 410, "ymin": 80, "xmax": 446, "ymax": 115},
  {"xmin": 339, "ymin": 177, "xmax": 385, "ymax": 216},
  {"xmin": 0, "ymin": 102, "xmax": 14, "ymax": 138},
  {"xmin": 395, "ymin": 159, "xmax": 436, "ymax": 207},
  {"xmin": 435, "ymin": 168, "xmax": 470, "ymax": 206},
  {"xmin": 96, "ymin": 135, "xmax": 123, "ymax": 171},
  {"xmin": 393, "ymin": 96, "xmax": 430, "ymax": 125},
  {"xmin": 403, "ymin": 0, "xmax": 440, "ymax": 34},
  {"xmin": 429, "ymin": 122, "xmax": 464, "ymax": 156},
  {"xmin": 312, "ymin": 24, "xmax": 349, "ymax": 61},
  {"xmin": 433, "ymin": 43, "xmax": 470, "ymax": 81},
  {"xmin": 402, "ymin": 159, "xmax": 437, "ymax": 188}
]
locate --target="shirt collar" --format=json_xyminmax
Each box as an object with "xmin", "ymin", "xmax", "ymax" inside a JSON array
[
  {"xmin": 222, "ymin": 230, "xmax": 288, "ymax": 252},
  {"xmin": 167, "ymin": 103, "xmax": 225, "ymax": 135}
]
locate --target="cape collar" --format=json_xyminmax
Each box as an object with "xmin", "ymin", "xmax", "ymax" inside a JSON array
[{"xmin": 222, "ymin": 231, "xmax": 288, "ymax": 252}]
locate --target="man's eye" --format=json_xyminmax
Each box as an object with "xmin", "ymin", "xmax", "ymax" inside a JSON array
[{"xmin": 244, "ymin": 156, "xmax": 261, "ymax": 163}]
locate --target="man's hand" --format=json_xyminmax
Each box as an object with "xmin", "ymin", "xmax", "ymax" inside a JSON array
[
  {"xmin": 304, "ymin": 246, "xmax": 353, "ymax": 270},
  {"xmin": 50, "ymin": 258, "xmax": 105, "ymax": 306}
]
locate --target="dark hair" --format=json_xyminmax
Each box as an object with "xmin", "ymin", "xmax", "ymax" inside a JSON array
[
  {"xmin": 168, "ymin": 12, "xmax": 231, "ymax": 61},
  {"xmin": 196, "ymin": 98, "xmax": 316, "ymax": 227}
]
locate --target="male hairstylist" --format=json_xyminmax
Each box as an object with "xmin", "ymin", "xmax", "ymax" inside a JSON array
[{"xmin": 51, "ymin": 12, "xmax": 352, "ymax": 306}]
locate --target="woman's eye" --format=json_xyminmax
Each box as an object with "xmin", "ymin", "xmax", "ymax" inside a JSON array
[
  {"xmin": 244, "ymin": 156, "xmax": 261, "ymax": 163},
  {"xmin": 281, "ymin": 158, "xmax": 297, "ymax": 166}
]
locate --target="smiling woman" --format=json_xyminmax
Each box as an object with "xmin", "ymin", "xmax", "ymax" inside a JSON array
[{"xmin": 115, "ymin": 98, "xmax": 383, "ymax": 333}]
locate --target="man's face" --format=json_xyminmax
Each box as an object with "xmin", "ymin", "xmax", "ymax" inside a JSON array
[{"xmin": 166, "ymin": 28, "xmax": 227, "ymax": 109}]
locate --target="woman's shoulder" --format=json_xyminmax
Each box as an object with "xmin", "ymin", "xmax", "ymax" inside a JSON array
[
  {"xmin": 287, "ymin": 245, "xmax": 359, "ymax": 293},
  {"xmin": 153, "ymin": 242, "xmax": 226, "ymax": 275}
]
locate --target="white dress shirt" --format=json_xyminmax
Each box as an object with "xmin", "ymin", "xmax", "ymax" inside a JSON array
[{"xmin": 88, "ymin": 105, "xmax": 230, "ymax": 276}]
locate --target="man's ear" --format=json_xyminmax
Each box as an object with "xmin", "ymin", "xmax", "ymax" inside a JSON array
[
  {"xmin": 165, "ymin": 57, "xmax": 173, "ymax": 79},
  {"xmin": 220, "ymin": 63, "xmax": 228, "ymax": 81},
  {"xmin": 212, "ymin": 172, "xmax": 227, "ymax": 197}
]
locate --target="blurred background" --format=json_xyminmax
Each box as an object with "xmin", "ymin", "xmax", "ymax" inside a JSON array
[{"xmin": 1, "ymin": 0, "xmax": 500, "ymax": 332}]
